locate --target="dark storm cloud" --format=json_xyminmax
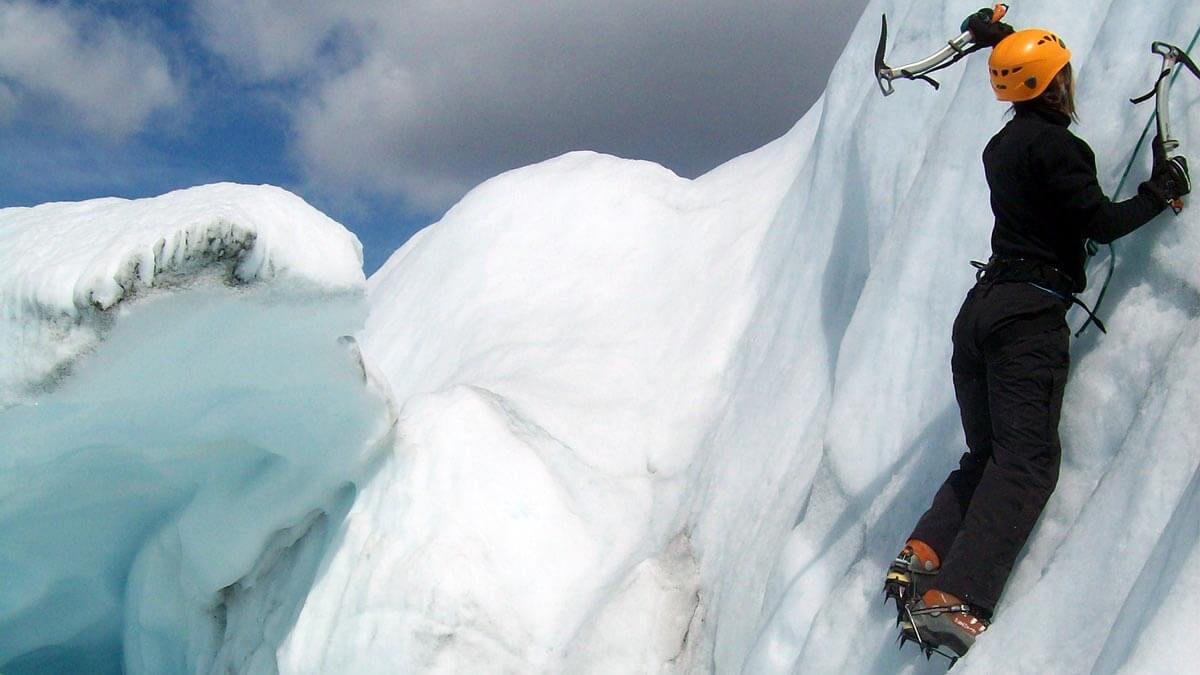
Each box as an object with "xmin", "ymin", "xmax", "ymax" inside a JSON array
[{"xmin": 195, "ymin": 0, "xmax": 871, "ymax": 209}]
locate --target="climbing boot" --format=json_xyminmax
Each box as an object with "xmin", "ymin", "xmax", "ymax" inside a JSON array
[
  {"xmin": 884, "ymin": 539, "xmax": 940, "ymax": 617},
  {"xmin": 900, "ymin": 589, "xmax": 988, "ymax": 662}
]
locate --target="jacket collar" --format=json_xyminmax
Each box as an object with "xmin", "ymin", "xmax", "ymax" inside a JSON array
[{"xmin": 1013, "ymin": 102, "xmax": 1072, "ymax": 127}]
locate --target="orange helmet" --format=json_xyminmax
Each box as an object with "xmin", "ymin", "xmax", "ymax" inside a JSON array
[{"xmin": 988, "ymin": 29, "xmax": 1072, "ymax": 102}]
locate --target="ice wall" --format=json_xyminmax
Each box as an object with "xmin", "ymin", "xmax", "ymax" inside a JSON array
[
  {"xmin": 743, "ymin": 2, "xmax": 1200, "ymax": 673},
  {"xmin": 0, "ymin": 185, "xmax": 394, "ymax": 673},
  {"xmin": 283, "ymin": 0, "xmax": 1200, "ymax": 673}
]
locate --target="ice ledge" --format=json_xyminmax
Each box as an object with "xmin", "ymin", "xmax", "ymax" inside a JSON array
[
  {"xmin": 0, "ymin": 182, "xmax": 366, "ymax": 319},
  {"xmin": 0, "ymin": 183, "xmax": 368, "ymax": 402}
]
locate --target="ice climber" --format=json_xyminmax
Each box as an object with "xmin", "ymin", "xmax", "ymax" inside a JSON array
[{"xmin": 882, "ymin": 13, "xmax": 1192, "ymax": 661}]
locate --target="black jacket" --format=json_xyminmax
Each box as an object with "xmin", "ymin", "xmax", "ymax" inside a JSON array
[{"xmin": 982, "ymin": 104, "xmax": 1164, "ymax": 293}]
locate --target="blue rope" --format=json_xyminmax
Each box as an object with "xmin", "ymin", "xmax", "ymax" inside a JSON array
[{"xmin": 1078, "ymin": 23, "xmax": 1200, "ymax": 337}]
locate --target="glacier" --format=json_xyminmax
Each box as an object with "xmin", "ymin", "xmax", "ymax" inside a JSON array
[
  {"xmin": 0, "ymin": 184, "xmax": 395, "ymax": 673},
  {"xmin": 3, "ymin": 0, "xmax": 1200, "ymax": 673}
]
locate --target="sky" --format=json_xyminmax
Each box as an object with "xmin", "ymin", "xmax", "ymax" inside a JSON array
[{"xmin": 0, "ymin": 0, "xmax": 869, "ymax": 274}]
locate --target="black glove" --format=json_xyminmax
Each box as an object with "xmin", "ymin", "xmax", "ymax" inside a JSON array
[
  {"xmin": 1140, "ymin": 139, "xmax": 1190, "ymax": 209},
  {"xmin": 963, "ymin": 8, "xmax": 1014, "ymax": 47}
]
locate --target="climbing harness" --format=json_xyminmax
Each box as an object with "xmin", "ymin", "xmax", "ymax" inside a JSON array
[
  {"xmin": 970, "ymin": 258, "xmax": 1107, "ymax": 333},
  {"xmin": 875, "ymin": 5, "xmax": 1008, "ymax": 96},
  {"xmin": 1077, "ymin": 27, "xmax": 1200, "ymax": 336}
]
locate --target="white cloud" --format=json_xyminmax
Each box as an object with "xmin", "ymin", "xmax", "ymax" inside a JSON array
[
  {"xmin": 292, "ymin": 54, "xmax": 469, "ymax": 208},
  {"xmin": 0, "ymin": 0, "xmax": 182, "ymax": 138},
  {"xmin": 190, "ymin": 0, "xmax": 351, "ymax": 81},
  {"xmin": 194, "ymin": 0, "xmax": 869, "ymax": 211}
]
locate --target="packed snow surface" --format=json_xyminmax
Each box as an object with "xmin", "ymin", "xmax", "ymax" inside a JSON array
[{"xmin": 4, "ymin": 0, "xmax": 1200, "ymax": 673}]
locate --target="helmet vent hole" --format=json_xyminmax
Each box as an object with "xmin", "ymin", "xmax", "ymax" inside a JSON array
[
  {"xmin": 1025, "ymin": 77, "xmax": 1038, "ymax": 89},
  {"xmin": 1012, "ymin": 66, "xmax": 1023, "ymax": 73},
  {"xmin": 1037, "ymin": 39, "xmax": 1046, "ymax": 45},
  {"xmin": 1001, "ymin": 69, "xmax": 1010, "ymax": 76},
  {"xmin": 997, "ymin": 84, "xmax": 1008, "ymax": 90}
]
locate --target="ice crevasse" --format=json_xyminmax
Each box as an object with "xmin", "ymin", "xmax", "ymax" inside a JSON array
[{"xmin": 4, "ymin": 0, "xmax": 1200, "ymax": 673}]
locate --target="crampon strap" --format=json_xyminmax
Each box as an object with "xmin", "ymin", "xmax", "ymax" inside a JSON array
[
  {"xmin": 908, "ymin": 603, "xmax": 974, "ymax": 616},
  {"xmin": 900, "ymin": 604, "xmax": 969, "ymax": 666}
]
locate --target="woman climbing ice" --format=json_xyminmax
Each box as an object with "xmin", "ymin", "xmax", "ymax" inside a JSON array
[{"xmin": 884, "ymin": 12, "xmax": 1191, "ymax": 662}]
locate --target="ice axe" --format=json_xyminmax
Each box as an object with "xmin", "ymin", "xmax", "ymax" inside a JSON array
[
  {"xmin": 1078, "ymin": 37, "xmax": 1198, "ymax": 337},
  {"xmin": 1130, "ymin": 41, "xmax": 1199, "ymax": 214},
  {"xmin": 875, "ymin": 4, "xmax": 1008, "ymax": 97}
]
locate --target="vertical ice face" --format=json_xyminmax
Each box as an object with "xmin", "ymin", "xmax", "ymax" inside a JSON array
[
  {"xmin": 742, "ymin": 2, "xmax": 1200, "ymax": 673},
  {"xmin": 0, "ymin": 184, "xmax": 396, "ymax": 674},
  {"xmin": 286, "ymin": 0, "xmax": 1200, "ymax": 673}
]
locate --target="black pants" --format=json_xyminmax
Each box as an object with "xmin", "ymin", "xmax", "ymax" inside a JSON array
[{"xmin": 910, "ymin": 281, "xmax": 1070, "ymax": 616}]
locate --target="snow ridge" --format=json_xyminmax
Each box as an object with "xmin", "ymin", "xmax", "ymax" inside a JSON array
[
  {"xmin": 0, "ymin": 185, "xmax": 394, "ymax": 674},
  {"xmin": 0, "ymin": 183, "xmax": 365, "ymax": 404}
]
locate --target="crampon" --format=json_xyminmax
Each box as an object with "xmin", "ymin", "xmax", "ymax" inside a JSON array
[
  {"xmin": 882, "ymin": 541, "xmax": 939, "ymax": 620},
  {"xmin": 896, "ymin": 591, "xmax": 989, "ymax": 669},
  {"xmin": 896, "ymin": 606, "xmax": 965, "ymax": 668}
]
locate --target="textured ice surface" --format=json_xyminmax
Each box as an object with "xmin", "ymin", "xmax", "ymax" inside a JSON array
[{"xmin": 283, "ymin": 0, "xmax": 1200, "ymax": 673}]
